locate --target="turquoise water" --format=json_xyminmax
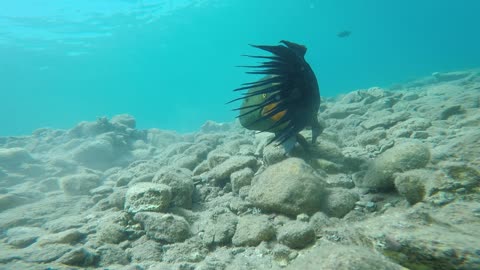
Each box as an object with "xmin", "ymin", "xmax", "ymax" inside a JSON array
[{"xmin": 1, "ymin": 0, "xmax": 479, "ymax": 136}]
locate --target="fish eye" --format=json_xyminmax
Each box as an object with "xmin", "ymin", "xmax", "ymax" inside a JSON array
[{"xmin": 262, "ymin": 93, "xmax": 267, "ymax": 98}]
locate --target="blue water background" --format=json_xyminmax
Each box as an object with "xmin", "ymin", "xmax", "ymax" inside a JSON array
[{"xmin": 1, "ymin": 0, "xmax": 479, "ymax": 136}]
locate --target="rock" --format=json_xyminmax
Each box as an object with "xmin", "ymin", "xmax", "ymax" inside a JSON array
[
  {"xmin": 358, "ymin": 142, "xmax": 431, "ymax": 190},
  {"xmin": 147, "ymin": 129, "xmax": 182, "ymax": 148},
  {"xmin": 37, "ymin": 177, "xmax": 60, "ymax": 192},
  {"xmin": 163, "ymin": 239, "xmax": 209, "ymax": 263},
  {"xmin": 262, "ymin": 144, "xmax": 288, "ymax": 165},
  {"xmin": 18, "ymin": 163, "xmax": 46, "ymax": 178},
  {"xmin": 59, "ymin": 173, "xmax": 101, "ymax": 196},
  {"xmin": 111, "ymin": 114, "xmax": 136, "ymax": 129},
  {"xmin": 6, "ymin": 226, "xmax": 45, "ymax": 248},
  {"xmin": 441, "ymin": 161, "xmax": 480, "ymax": 191},
  {"xmin": 37, "ymin": 229, "xmax": 86, "ymax": 246},
  {"xmin": 0, "ymin": 244, "xmax": 18, "ymax": 267},
  {"xmin": 202, "ymin": 211, "xmax": 238, "ymax": 246},
  {"xmin": 411, "ymin": 131, "xmax": 429, "ymax": 139},
  {"xmin": 106, "ymin": 188, "xmax": 127, "ymax": 210},
  {"xmin": 0, "ymin": 147, "xmax": 37, "ymax": 170},
  {"xmin": 188, "ymin": 248, "xmax": 233, "ymax": 270},
  {"xmin": 25, "ymin": 244, "xmax": 73, "ymax": 263},
  {"xmin": 224, "ymin": 243, "xmax": 280, "ymax": 270},
  {"xmin": 390, "ymin": 117, "xmax": 432, "ymax": 134},
  {"xmin": 152, "ymin": 166, "xmax": 194, "ymax": 208},
  {"xmin": 124, "ymin": 182, "xmax": 172, "ymax": 214},
  {"xmin": 56, "ymin": 247, "xmax": 97, "ymax": 266},
  {"xmin": 0, "ymin": 191, "xmax": 44, "ymax": 212},
  {"xmin": 132, "ymin": 139, "xmax": 149, "ymax": 149},
  {"xmin": 361, "ymin": 111, "xmax": 410, "ymax": 130},
  {"xmin": 429, "ymin": 191, "xmax": 456, "ymax": 206},
  {"xmin": 238, "ymin": 144, "xmax": 256, "ymax": 156},
  {"xmin": 339, "ymin": 91, "xmax": 365, "ymax": 103},
  {"xmin": 230, "ymin": 167, "xmax": 254, "ymax": 194},
  {"xmin": 149, "ymin": 262, "xmax": 195, "ymax": 270},
  {"xmin": 322, "ymin": 188, "xmax": 359, "ymax": 218},
  {"xmin": 431, "ymin": 128, "xmax": 480, "ymax": 164},
  {"xmin": 200, "ymin": 120, "xmax": 231, "ymax": 133},
  {"xmin": 208, "ymin": 155, "xmax": 257, "ymax": 186},
  {"xmin": 69, "ymin": 117, "xmax": 114, "ymax": 137},
  {"xmin": 297, "ymin": 213, "xmax": 309, "ymax": 222},
  {"xmin": 0, "ymin": 261, "xmax": 54, "ymax": 270},
  {"xmin": 248, "ymin": 158, "xmax": 326, "ymax": 216},
  {"xmin": 221, "ymin": 137, "xmax": 255, "ymax": 155},
  {"xmin": 131, "ymin": 148, "xmax": 154, "ymax": 160},
  {"xmin": 193, "ymin": 160, "xmax": 210, "ymax": 176},
  {"xmin": 287, "ymin": 242, "xmax": 405, "ymax": 270},
  {"xmin": 183, "ymin": 143, "xmax": 212, "ymax": 160},
  {"xmin": 91, "ymin": 186, "xmax": 113, "ymax": 196},
  {"xmin": 277, "ymin": 221, "xmax": 315, "ymax": 249},
  {"xmin": 363, "ymin": 87, "xmax": 390, "ymax": 103},
  {"xmin": 227, "ymin": 196, "xmax": 252, "ymax": 215},
  {"xmin": 128, "ymin": 173, "xmax": 155, "ymax": 187},
  {"xmin": 433, "ymin": 71, "xmax": 471, "ymax": 82},
  {"xmin": 312, "ymin": 158, "xmax": 343, "ymax": 174},
  {"xmin": 127, "ymin": 237, "xmax": 163, "ymax": 262},
  {"xmin": 273, "ymin": 244, "xmax": 298, "ymax": 266},
  {"xmin": 232, "ymin": 215, "xmax": 275, "ymax": 247},
  {"xmin": 356, "ymin": 130, "xmax": 387, "ymax": 146},
  {"xmin": 97, "ymin": 244, "xmax": 129, "ymax": 266},
  {"xmin": 171, "ymin": 155, "xmax": 199, "ymax": 171},
  {"xmin": 402, "ymin": 92, "xmax": 419, "ymax": 101},
  {"xmin": 170, "ymin": 206, "xmax": 199, "ymax": 224},
  {"xmin": 454, "ymin": 110, "xmax": 480, "ymax": 128},
  {"xmin": 97, "ymin": 223, "xmax": 127, "ymax": 244},
  {"xmin": 324, "ymin": 174, "xmax": 355, "ymax": 189},
  {"xmin": 115, "ymin": 171, "xmax": 134, "ymax": 187},
  {"xmin": 238, "ymin": 186, "xmax": 250, "ymax": 199},
  {"xmin": 370, "ymin": 97, "xmax": 401, "ymax": 111},
  {"xmin": 311, "ymin": 140, "xmax": 344, "ymax": 164},
  {"xmin": 326, "ymin": 102, "xmax": 367, "ymax": 119},
  {"xmin": 134, "ymin": 212, "xmax": 190, "ymax": 243},
  {"xmin": 163, "ymin": 142, "xmax": 194, "ymax": 158},
  {"xmin": 349, "ymin": 202, "xmax": 480, "ymax": 270},
  {"xmin": 341, "ymin": 152, "xmax": 365, "ymax": 173},
  {"xmin": 42, "ymin": 216, "xmax": 85, "ymax": 233},
  {"xmin": 195, "ymin": 132, "xmax": 225, "ymax": 144},
  {"xmin": 394, "ymin": 170, "xmax": 427, "ymax": 205},
  {"xmin": 439, "ymin": 105, "xmax": 465, "ymax": 120},
  {"xmin": 309, "ymin": 212, "xmax": 334, "ymax": 236},
  {"xmin": 206, "ymin": 150, "xmax": 230, "ymax": 169},
  {"xmin": 72, "ymin": 138, "xmax": 117, "ymax": 170}
]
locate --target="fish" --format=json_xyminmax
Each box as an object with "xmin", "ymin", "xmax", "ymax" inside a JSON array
[
  {"xmin": 337, "ymin": 30, "xmax": 351, "ymax": 38},
  {"xmin": 228, "ymin": 40, "xmax": 322, "ymax": 152}
]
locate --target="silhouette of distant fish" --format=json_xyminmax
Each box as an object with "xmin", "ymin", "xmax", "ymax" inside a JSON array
[{"xmin": 337, "ymin": 30, "xmax": 351, "ymax": 38}]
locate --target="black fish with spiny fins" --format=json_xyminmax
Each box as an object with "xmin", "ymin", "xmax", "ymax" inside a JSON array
[{"xmin": 228, "ymin": 40, "xmax": 322, "ymax": 152}]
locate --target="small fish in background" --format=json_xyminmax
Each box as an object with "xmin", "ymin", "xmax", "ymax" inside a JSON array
[
  {"xmin": 228, "ymin": 40, "xmax": 322, "ymax": 154},
  {"xmin": 337, "ymin": 30, "xmax": 351, "ymax": 38}
]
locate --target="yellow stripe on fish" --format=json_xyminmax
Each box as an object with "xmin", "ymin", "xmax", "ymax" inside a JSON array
[{"xmin": 261, "ymin": 102, "xmax": 287, "ymax": 121}]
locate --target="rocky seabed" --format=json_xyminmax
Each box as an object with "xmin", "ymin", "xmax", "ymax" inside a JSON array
[{"xmin": 1, "ymin": 70, "xmax": 479, "ymax": 270}]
